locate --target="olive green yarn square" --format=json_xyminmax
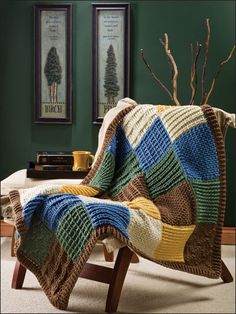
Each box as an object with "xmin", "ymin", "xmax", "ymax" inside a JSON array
[
  {"xmin": 145, "ymin": 148, "xmax": 185, "ymax": 198},
  {"xmin": 20, "ymin": 217, "xmax": 55, "ymax": 266},
  {"xmin": 91, "ymin": 151, "xmax": 115, "ymax": 190},
  {"xmin": 192, "ymin": 179, "xmax": 220, "ymax": 224},
  {"xmin": 109, "ymin": 151, "xmax": 143, "ymax": 196},
  {"xmin": 56, "ymin": 204, "xmax": 93, "ymax": 262}
]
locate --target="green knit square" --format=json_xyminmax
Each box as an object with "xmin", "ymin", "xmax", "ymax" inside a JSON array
[
  {"xmin": 192, "ymin": 179, "xmax": 220, "ymax": 223},
  {"xmin": 56, "ymin": 203, "xmax": 93, "ymax": 262},
  {"xmin": 20, "ymin": 218, "xmax": 55, "ymax": 267},
  {"xmin": 145, "ymin": 148, "xmax": 185, "ymax": 198},
  {"xmin": 90, "ymin": 151, "xmax": 115, "ymax": 191},
  {"xmin": 108, "ymin": 151, "xmax": 143, "ymax": 196}
]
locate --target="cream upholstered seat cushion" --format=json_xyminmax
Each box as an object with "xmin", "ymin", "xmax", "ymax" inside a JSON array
[{"xmin": 1, "ymin": 169, "xmax": 83, "ymax": 195}]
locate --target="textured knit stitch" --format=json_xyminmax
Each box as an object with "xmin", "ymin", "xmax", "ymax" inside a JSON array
[
  {"xmin": 161, "ymin": 106, "xmax": 207, "ymax": 141},
  {"xmin": 122, "ymin": 105, "xmax": 158, "ymax": 147},
  {"xmin": 154, "ymin": 223, "xmax": 195, "ymax": 261},
  {"xmin": 9, "ymin": 100, "xmax": 227, "ymax": 310},
  {"xmin": 61, "ymin": 185, "xmax": 98, "ymax": 196},
  {"xmin": 124, "ymin": 197, "xmax": 161, "ymax": 220}
]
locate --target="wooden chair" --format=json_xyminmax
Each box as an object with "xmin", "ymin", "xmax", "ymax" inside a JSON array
[
  {"xmin": 12, "ymin": 246, "xmax": 139, "ymax": 312},
  {"xmin": 12, "ymin": 246, "xmax": 232, "ymax": 313}
]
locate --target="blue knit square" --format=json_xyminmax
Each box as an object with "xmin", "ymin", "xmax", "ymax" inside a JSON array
[
  {"xmin": 107, "ymin": 135, "xmax": 117, "ymax": 155},
  {"xmin": 134, "ymin": 117, "xmax": 171, "ymax": 172},
  {"xmin": 173, "ymin": 123, "xmax": 219, "ymax": 180},
  {"xmin": 36, "ymin": 194, "xmax": 83, "ymax": 232},
  {"xmin": 115, "ymin": 126, "xmax": 132, "ymax": 169},
  {"xmin": 86, "ymin": 201, "xmax": 130, "ymax": 239}
]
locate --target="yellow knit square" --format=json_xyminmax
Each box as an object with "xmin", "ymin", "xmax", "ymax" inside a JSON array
[
  {"xmin": 124, "ymin": 197, "xmax": 161, "ymax": 220},
  {"xmin": 155, "ymin": 105, "xmax": 177, "ymax": 114},
  {"xmin": 154, "ymin": 223, "xmax": 195, "ymax": 262},
  {"xmin": 61, "ymin": 185, "xmax": 99, "ymax": 197}
]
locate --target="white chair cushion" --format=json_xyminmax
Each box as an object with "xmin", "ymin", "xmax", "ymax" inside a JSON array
[{"xmin": 1, "ymin": 169, "xmax": 83, "ymax": 195}]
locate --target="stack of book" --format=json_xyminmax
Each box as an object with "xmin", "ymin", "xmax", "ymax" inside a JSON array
[
  {"xmin": 27, "ymin": 151, "xmax": 88, "ymax": 179},
  {"xmin": 35, "ymin": 151, "xmax": 73, "ymax": 171}
]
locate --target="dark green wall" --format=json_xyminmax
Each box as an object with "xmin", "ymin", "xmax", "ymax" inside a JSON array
[{"xmin": 1, "ymin": 0, "xmax": 235, "ymax": 226}]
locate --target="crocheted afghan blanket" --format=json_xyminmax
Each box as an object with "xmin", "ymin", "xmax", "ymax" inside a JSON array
[{"xmin": 9, "ymin": 99, "xmax": 226, "ymax": 310}]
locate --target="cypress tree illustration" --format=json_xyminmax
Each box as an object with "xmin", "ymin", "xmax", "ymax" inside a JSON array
[
  {"xmin": 103, "ymin": 44, "xmax": 120, "ymax": 104},
  {"xmin": 44, "ymin": 47, "xmax": 62, "ymax": 103}
]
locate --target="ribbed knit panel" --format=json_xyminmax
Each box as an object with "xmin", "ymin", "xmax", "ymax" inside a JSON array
[
  {"xmin": 161, "ymin": 105, "xmax": 206, "ymax": 141},
  {"xmin": 115, "ymin": 126, "xmax": 132, "ymax": 169},
  {"xmin": 154, "ymin": 180, "xmax": 196, "ymax": 226},
  {"xmin": 86, "ymin": 202, "xmax": 130, "ymax": 238},
  {"xmin": 173, "ymin": 123, "xmax": 219, "ymax": 180},
  {"xmin": 135, "ymin": 117, "xmax": 171, "ymax": 172},
  {"xmin": 127, "ymin": 208, "xmax": 162, "ymax": 257},
  {"xmin": 20, "ymin": 184, "xmax": 61, "ymax": 207},
  {"xmin": 31, "ymin": 194, "xmax": 81, "ymax": 232},
  {"xmin": 122, "ymin": 105, "xmax": 158, "ymax": 147},
  {"xmin": 112, "ymin": 175, "xmax": 150, "ymax": 201},
  {"xmin": 124, "ymin": 197, "xmax": 161, "ymax": 220},
  {"xmin": 56, "ymin": 203, "xmax": 93, "ymax": 262},
  {"xmin": 61, "ymin": 185, "xmax": 99, "ymax": 196},
  {"xmin": 108, "ymin": 151, "xmax": 142, "ymax": 196},
  {"xmin": 145, "ymin": 148, "xmax": 185, "ymax": 198},
  {"xmin": 192, "ymin": 179, "xmax": 220, "ymax": 223},
  {"xmin": 90, "ymin": 151, "xmax": 115, "ymax": 190},
  {"xmin": 20, "ymin": 218, "xmax": 55, "ymax": 266},
  {"xmin": 155, "ymin": 104, "xmax": 177, "ymax": 113},
  {"xmin": 154, "ymin": 223, "xmax": 195, "ymax": 262}
]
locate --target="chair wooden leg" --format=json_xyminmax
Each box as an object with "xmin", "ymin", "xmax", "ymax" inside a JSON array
[
  {"xmin": 12, "ymin": 260, "xmax": 27, "ymax": 289},
  {"xmin": 221, "ymin": 260, "xmax": 233, "ymax": 283},
  {"xmin": 131, "ymin": 252, "xmax": 139, "ymax": 263},
  {"xmin": 105, "ymin": 246, "xmax": 133, "ymax": 313},
  {"xmin": 11, "ymin": 226, "xmax": 16, "ymax": 257},
  {"xmin": 102, "ymin": 244, "xmax": 139, "ymax": 264},
  {"xmin": 11, "ymin": 246, "xmax": 132, "ymax": 312},
  {"xmin": 103, "ymin": 244, "xmax": 114, "ymax": 262}
]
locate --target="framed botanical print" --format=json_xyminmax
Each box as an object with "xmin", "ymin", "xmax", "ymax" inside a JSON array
[
  {"xmin": 92, "ymin": 3, "xmax": 130, "ymax": 124},
  {"xmin": 34, "ymin": 4, "xmax": 72, "ymax": 124}
]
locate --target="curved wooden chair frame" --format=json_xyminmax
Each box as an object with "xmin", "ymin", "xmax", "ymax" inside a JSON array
[
  {"xmin": 12, "ymin": 247, "xmax": 232, "ymax": 313},
  {"xmin": 12, "ymin": 245, "xmax": 139, "ymax": 313}
]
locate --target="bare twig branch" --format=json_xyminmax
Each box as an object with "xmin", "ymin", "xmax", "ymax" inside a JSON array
[
  {"xmin": 162, "ymin": 33, "xmax": 181, "ymax": 106},
  {"xmin": 160, "ymin": 38, "xmax": 174, "ymax": 79},
  {"xmin": 189, "ymin": 43, "xmax": 194, "ymax": 103},
  {"xmin": 140, "ymin": 48, "xmax": 173, "ymax": 101},
  {"xmin": 204, "ymin": 45, "xmax": 236, "ymax": 104},
  {"xmin": 201, "ymin": 18, "xmax": 211, "ymax": 104},
  {"xmin": 189, "ymin": 42, "xmax": 202, "ymax": 105}
]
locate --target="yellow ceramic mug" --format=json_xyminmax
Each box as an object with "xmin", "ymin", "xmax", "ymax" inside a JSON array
[{"xmin": 72, "ymin": 151, "xmax": 95, "ymax": 171}]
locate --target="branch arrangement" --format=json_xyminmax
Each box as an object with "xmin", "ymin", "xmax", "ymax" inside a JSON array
[{"xmin": 140, "ymin": 18, "xmax": 235, "ymax": 106}]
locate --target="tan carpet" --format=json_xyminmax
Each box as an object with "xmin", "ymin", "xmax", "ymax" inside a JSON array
[{"xmin": 1, "ymin": 237, "xmax": 235, "ymax": 313}]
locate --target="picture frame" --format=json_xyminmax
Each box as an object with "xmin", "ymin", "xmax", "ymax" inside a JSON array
[
  {"xmin": 92, "ymin": 3, "xmax": 130, "ymax": 124},
  {"xmin": 34, "ymin": 4, "xmax": 72, "ymax": 124}
]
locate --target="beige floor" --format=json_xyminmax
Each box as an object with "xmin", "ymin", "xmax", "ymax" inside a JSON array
[{"xmin": 1, "ymin": 237, "xmax": 235, "ymax": 313}]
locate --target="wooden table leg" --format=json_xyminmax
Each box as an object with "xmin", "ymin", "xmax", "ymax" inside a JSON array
[{"xmin": 12, "ymin": 260, "xmax": 27, "ymax": 289}]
